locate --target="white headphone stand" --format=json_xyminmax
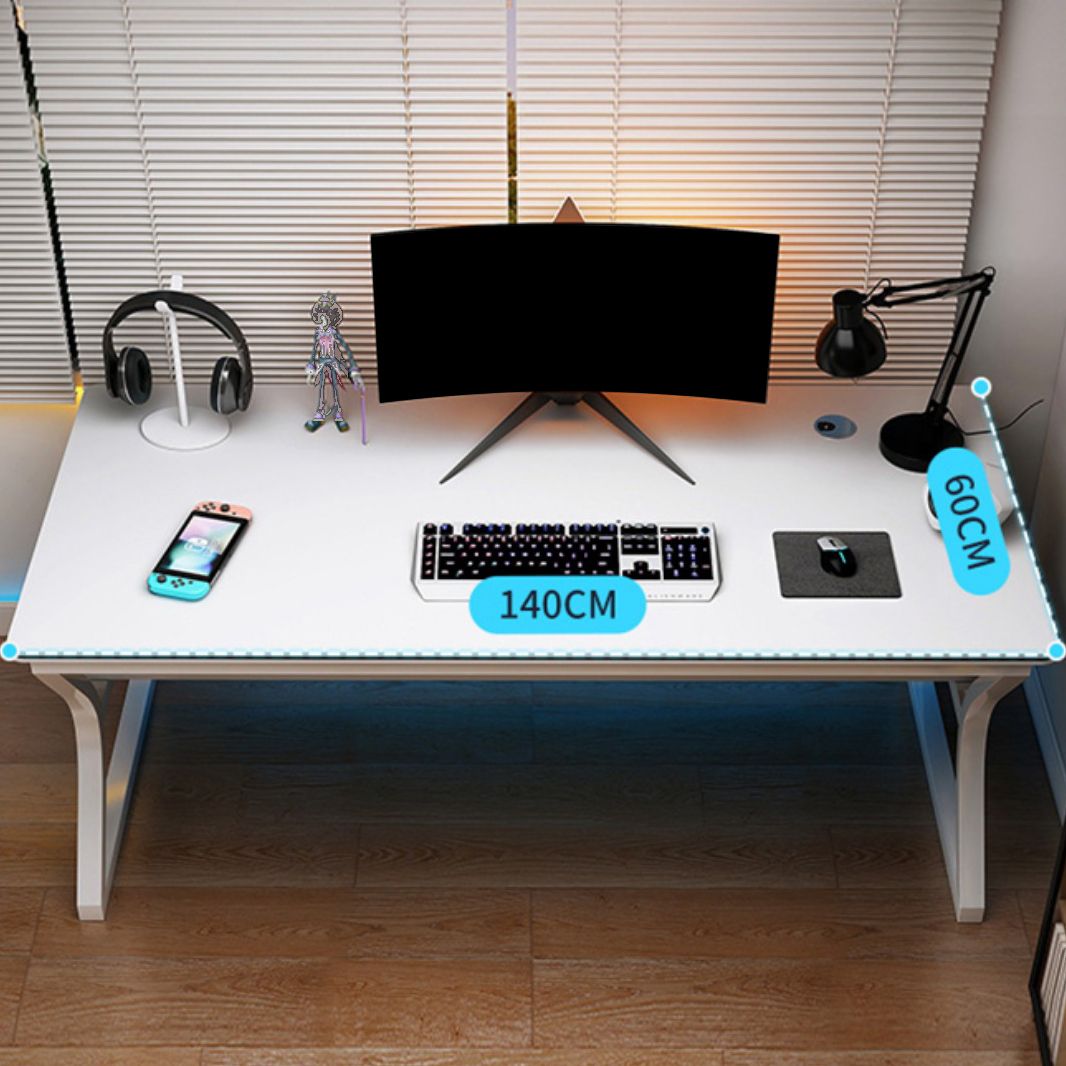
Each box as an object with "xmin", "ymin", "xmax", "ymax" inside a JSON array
[{"xmin": 139, "ymin": 274, "xmax": 231, "ymax": 451}]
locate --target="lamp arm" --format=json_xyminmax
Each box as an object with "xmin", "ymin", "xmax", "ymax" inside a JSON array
[
  {"xmin": 863, "ymin": 266, "xmax": 994, "ymax": 423},
  {"xmin": 923, "ymin": 284, "xmax": 991, "ymax": 418},
  {"xmin": 866, "ymin": 267, "xmax": 994, "ymax": 309}
]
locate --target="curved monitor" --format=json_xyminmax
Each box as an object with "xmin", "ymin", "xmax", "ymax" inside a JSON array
[{"xmin": 371, "ymin": 222, "xmax": 779, "ymax": 404}]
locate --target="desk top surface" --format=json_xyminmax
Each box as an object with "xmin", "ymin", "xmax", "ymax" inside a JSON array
[{"xmin": 9, "ymin": 383, "xmax": 1059, "ymax": 669}]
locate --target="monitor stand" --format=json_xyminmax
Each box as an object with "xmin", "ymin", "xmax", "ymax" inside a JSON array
[
  {"xmin": 439, "ymin": 196, "xmax": 695, "ymax": 486},
  {"xmin": 439, "ymin": 391, "xmax": 695, "ymax": 485}
]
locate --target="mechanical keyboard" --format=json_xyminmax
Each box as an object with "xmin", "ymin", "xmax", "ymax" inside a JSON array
[{"xmin": 413, "ymin": 521, "xmax": 719, "ymax": 602}]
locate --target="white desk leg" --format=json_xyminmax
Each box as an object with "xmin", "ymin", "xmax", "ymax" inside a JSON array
[
  {"xmin": 36, "ymin": 674, "xmax": 155, "ymax": 920},
  {"xmin": 909, "ymin": 675, "xmax": 1021, "ymax": 923}
]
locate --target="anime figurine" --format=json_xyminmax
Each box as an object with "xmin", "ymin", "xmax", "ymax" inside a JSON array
[{"xmin": 304, "ymin": 291, "xmax": 367, "ymax": 442}]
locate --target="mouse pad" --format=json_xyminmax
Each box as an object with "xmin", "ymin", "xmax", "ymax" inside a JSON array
[{"xmin": 773, "ymin": 531, "xmax": 901, "ymax": 598}]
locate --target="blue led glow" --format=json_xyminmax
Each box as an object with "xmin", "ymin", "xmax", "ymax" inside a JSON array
[{"xmin": 12, "ymin": 646, "xmax": 1049, "ymax": 662}]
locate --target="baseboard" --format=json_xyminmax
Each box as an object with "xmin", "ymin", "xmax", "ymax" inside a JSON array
[
  {"xmin": 1027, "ymin": 669, "xmax": 1066, "ymax": 821},
  {"xmin": 0, "ymin": 601, "xmax": 13, "ymax": 637}
]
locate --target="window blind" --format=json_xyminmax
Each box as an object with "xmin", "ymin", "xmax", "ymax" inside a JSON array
[
  {"xmin": 516, "ymin": 0, "xmax": 1001, "ymax": 382},
  {"xmin": 0, "ymin": 6, "xmax": 73, "ymax": 402},
  {"xmin": 24, "ymin": 0, "xmax": 508, "ymax": 388}
]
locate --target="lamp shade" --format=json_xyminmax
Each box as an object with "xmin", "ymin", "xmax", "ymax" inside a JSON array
[{"xmin": 815, "ymin": 289, "xmax": 886, "ymax": 378}]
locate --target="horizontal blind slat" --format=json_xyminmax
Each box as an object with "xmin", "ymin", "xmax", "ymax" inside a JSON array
[
  {"xmin": 26, "ymin": 0, "xmax": 507, "ymax": 387},
  {"xmin": 517, "ymin": 0, "xmax": 1000, "ymax": 384}
]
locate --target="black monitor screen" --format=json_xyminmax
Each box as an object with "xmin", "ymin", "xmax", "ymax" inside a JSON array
[{"xmin": 371, "ymin": 222, "xmax": 779, "ymax": 403}]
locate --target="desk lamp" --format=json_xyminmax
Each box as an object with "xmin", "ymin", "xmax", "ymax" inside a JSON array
[{"xmin": 814, "ymin": 267, "xmax": 995, "ymax": 471}]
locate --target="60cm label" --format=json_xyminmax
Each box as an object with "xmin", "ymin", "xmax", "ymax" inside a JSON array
[
  {"xmin": 939, "ymin": 474, "xmax": 997, "ymax": 570},
  {"xmin": 927, "ymin": 447, "xmax": 1010, "ymax": 596},
  {"xmin": 471, "ymin": 576, "xmax": 646, "ymax": 634}
]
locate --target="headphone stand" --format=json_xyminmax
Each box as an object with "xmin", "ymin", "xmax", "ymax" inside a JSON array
[
  {"xmin": 139, "ymin": 275, "xmax": 231, "ymax": 450},
  {"xmin": 140, "ymin": 405, "xmax": 230, "ymax": 451}
]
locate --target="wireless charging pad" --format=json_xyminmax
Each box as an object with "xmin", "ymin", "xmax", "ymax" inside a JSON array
[{"xmin": 814, "ymin": 414, "xmax": 857, "ymax": 439}]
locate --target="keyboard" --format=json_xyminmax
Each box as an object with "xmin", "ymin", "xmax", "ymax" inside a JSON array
[{"xmin": 413, "ymin": 521, "xmax": 719, "ymax": 602}]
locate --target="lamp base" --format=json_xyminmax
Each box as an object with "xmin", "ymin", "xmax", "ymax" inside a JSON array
[{"xmin": 879, "ymin": 411, "xmax": 963, "ymax": 472}]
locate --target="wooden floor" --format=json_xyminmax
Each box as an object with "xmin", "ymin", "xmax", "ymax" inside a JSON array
[{"xmin": 0, "ymin": 665, "xmax": 1058, "ymax": 1064}]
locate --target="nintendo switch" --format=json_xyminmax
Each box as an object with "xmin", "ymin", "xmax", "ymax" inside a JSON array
[{"xmin": 147, "ymin": 501, "xmax": 252, "ymax": 601}]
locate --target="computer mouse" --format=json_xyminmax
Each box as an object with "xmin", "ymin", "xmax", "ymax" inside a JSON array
[{"xmin": 817, "ymin": 535, "xmax": 857, "ymax": 578}]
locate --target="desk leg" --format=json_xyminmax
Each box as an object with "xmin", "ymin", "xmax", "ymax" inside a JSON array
[
  {"xmin": 36, "ymin": 674, "xmax": 155, "ymax": 920},
  {"xmin": 909, "ymin": 675, "xmax": 1021, "ymax": 923}
]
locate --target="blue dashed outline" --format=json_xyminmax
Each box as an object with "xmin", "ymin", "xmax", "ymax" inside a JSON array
[{"xmin": 11, "ymin": 386, "xmax": 1061, "ymax": 664}]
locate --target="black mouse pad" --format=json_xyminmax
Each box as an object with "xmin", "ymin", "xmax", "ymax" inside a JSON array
[{"xmin": 773, "ymin": 531, "xmax": 901, "ymax": 598}]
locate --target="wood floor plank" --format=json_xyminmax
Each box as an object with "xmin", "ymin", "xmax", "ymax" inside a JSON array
[
  {"xmin": 0, "ymin": 765, "xmax": 73, "ymax": 823},
  {"xmin": 17, "ymin": 957, "xmax": 531, "ymax": 1047},
  {"xmin": 533, "ymin": 957, "xmax": 1035, "ymax": 1050},
  {"xmin": 143, "ymin": 681, "xmax": 534, "ymax": 765},
  {"xmin": 114, "ymin": 820, "xmax": 355, "ymax": 888},
  {"xmin": 1, "ymin": 676, "xmax": 1057, "ymax": 1059},
  {"xmin": 531, "ymin": 887, "xmax": 1030, "ymax": 960},
  {"xmin": 357, "ymin": 825, "xmax": 836, "ymax": 889},
  {"xmin": 1017, "ymin": 889, "xmax": 1051, "ymax": 952},
  {"xmin": 531, "ymin": 681, "xmax": 918, "ymax": 766},
  {"xmin": 703, "ymin": 761, "xmax": 1059, "ymax": 828},
  {"xmin": 986, "ymin": 760, "xmax": 1059, "ymax": 824},
  {"xmin": 702, "ymin": 765, "xmax": 936, "ymax": 826},
  {"xmin": 0, "ymin": 889, "xmax": 42, "ymax": 952},
  {"xmin": 35, "ymin": 887, "xmax": 530, "ymax": 959},
  {"xmin": 0, "ymin": 666, "xmax": 74, "ymax": 764},
  {"xmin": 0, "ymin": 824, "xmax": 72, "ymax": 887},
  {"xmin": 243, "ymin": 764, "xmax": 704, "ymax": 827},
  {"xmin": 832, "ymin": 822, "xmax": 1061, "ymax": 893},
  {"xmin": 128, "ymin": 764, "xmax": 247, "ymax": 827},
  {"xmin": 203, "ymin": 1051, "xmax": 724, "ymax": 1065},
  {"xmin": 0, "ymin": 1052, "xmax": 199, "ymax": 1065},
  {"xmin": 724, "ymin": 1053, "xmax": 1041, "ymax": 1066},
  {"xmin": 0, "ymin": 955, "xmax": 26, "ymax": 1044},
  {"xmin": 988, "ymin": 689, "xmax": 1051, "ymax": 766}
]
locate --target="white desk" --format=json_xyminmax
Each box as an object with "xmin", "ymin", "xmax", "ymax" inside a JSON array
[{"xmin": 8, "ymin": 383, "xmax": 1059, "ymax": 921}]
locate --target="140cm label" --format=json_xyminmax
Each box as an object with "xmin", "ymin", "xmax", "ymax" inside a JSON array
[{"xmin": 471, "ymin": 576, "xmax": 646, "ymax": 634}]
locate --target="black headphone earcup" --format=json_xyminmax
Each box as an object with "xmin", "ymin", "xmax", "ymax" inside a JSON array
[
  {"xmin": 117, "ymin": 345, "xmax": 152, "ymax": 405},
  {"xmin": 104, "ymin": 347, "xmax": 120, "ymax": 399},
  {"xmin": 210, "ymin": 357, "xmax": 241, "ymax": 415}
]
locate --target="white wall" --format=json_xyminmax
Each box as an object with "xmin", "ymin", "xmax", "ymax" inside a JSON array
[
  {"xmin": 0, "ymin": 404, "xmax": 74, "ymax": 633},
  {"xmin": 964, "ymin": 0, "xmax": 1066, "ymax": 508},
  {"xmin": 971, "ymin": 0, "xmax": 1066, "ymax": 808},
  {"xmin": 1033, "ymin": 325, "xmax": 1066, "ymax": 615},
  {"xmin": 1029, "ymin": 321, "xmax": 1066, "ymax": 815}
]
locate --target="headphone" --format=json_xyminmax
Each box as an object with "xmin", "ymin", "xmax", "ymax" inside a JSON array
[{"xmin": 102, "ymin": 290, "xmax": 254, "ymax": 415}]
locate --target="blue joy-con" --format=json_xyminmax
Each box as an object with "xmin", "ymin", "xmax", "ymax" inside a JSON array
[{"xmin": 147, "ymin": 572, "xmax": 210, "ymax": 601}]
